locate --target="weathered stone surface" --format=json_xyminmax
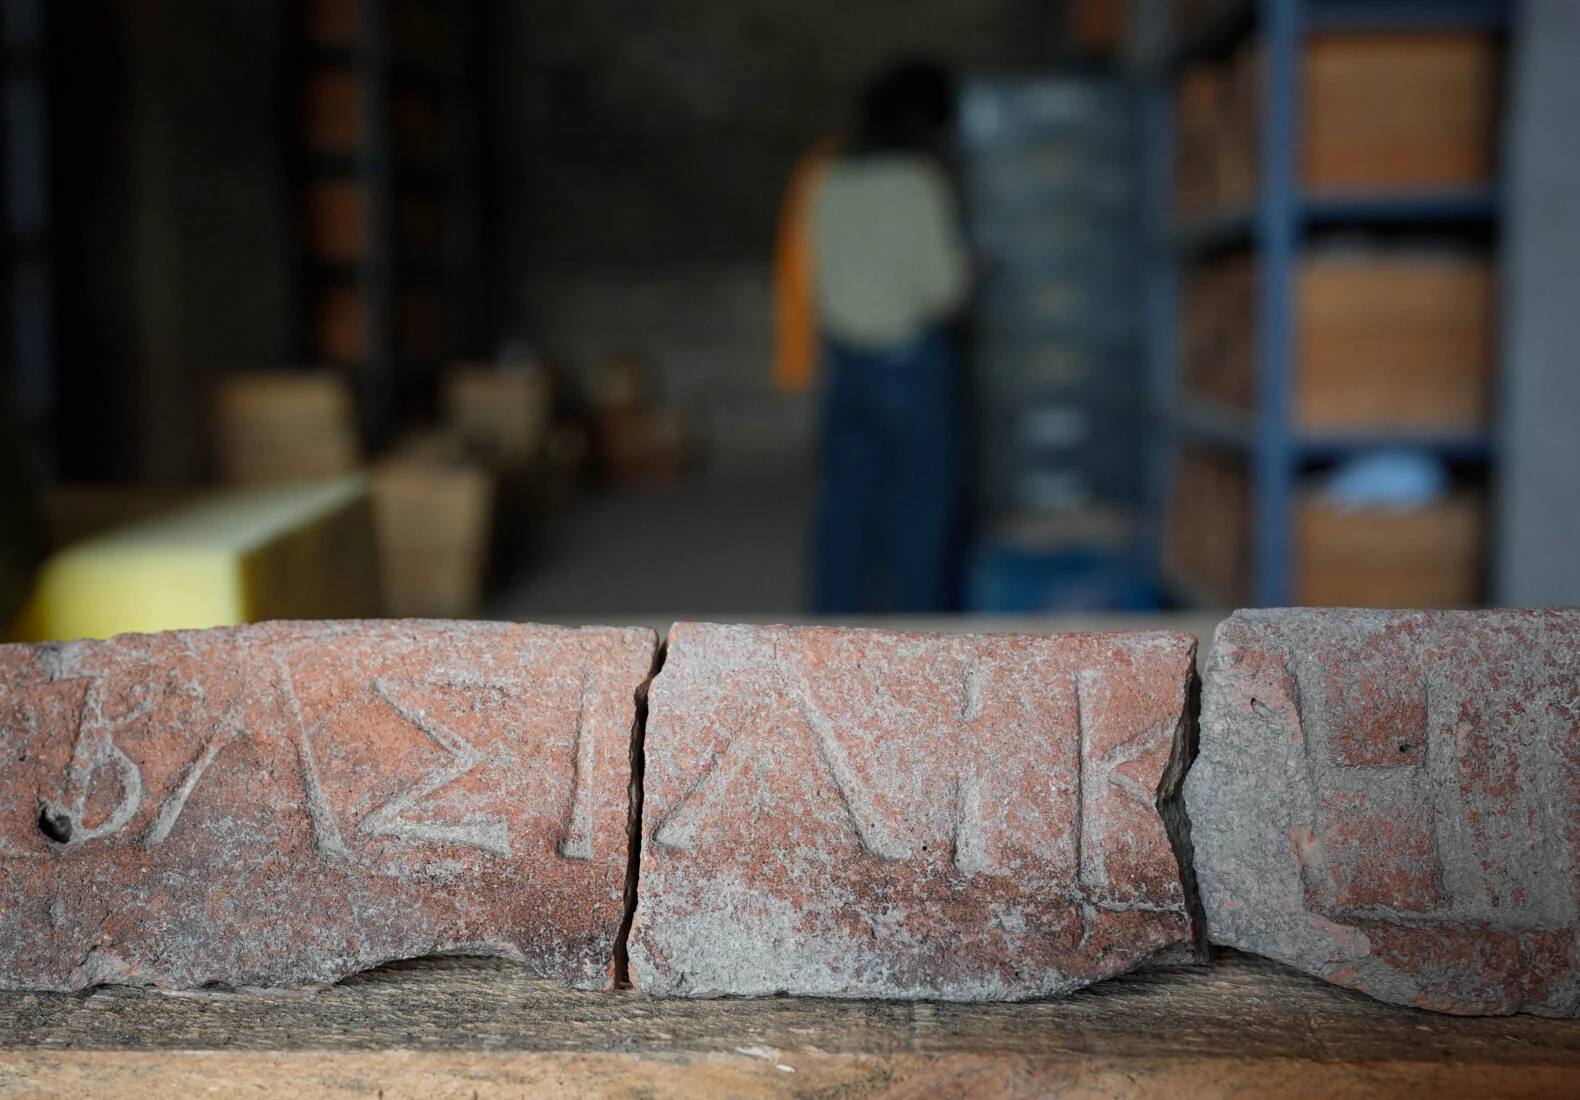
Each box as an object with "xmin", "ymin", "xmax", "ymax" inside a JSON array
[
  {"xmin": 0, "ymin": 620, "xmax": 657, "ymax": 992},
  {"xmin": 1186, "ymin": 608, "xmax": 1580, "ymax": 1017},
  {"xmin": 630, "ymin": 623, "xmax": 1198, "ymax": 1000}
]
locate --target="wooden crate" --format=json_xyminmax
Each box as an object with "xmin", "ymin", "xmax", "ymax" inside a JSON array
[
  {"xmin": 305, "ymin": 179, "xmax": 363, "ymax": 265},
  {"xmin": 1182, "ymin": 253, "xmax": 1495, "ymax": 432},
  {"xmin": 1175, "ymin": 65, "xmax": 1223, "ymax": 218},
  {"xmin": 1298, "ymin": 253, "xmax": 1495, "ymax": 431},
  {"xmin": 312, "ymin": 286, "xmax": 445, "ymax": 365},
  {"xmin": 442, "ymin": 364, "xmax": 553, "ymax": 471},
  {"xmin": 1304, "ymin": 32, "xmax": 1501, "ymax": 189},
  {"xmin": 1165, "ymin": 445, "xmax": 1250, "ymax": 607},
  {"xmin": 373, "ymin": 455, "xmax": 493, "ymax": 618},
  {"xmin": 1180, "ymin": 255, "xmax": 1256, "ymax": 413},
  {"xmin": 302, "ymin": 67, "xmax": 360, "ymax": 155},
  {"xmin": 305, "ymin": 183, "xmax": 442, "ymax": 266},
  {"xmin": 1296, "ymin": 493, "xmax": 1485, "ymax": 608},
  {"xmin": 1179, "ymin": 33, "xmax": 1499, "ymax": 217},
  {"xmin": 215, "ymin": 372, "xmax": 361, "ymax": 485},
  {"xmin": 1217, "ymin": 40, "xmax": 1259, "ymax": 208},
  {"xmin": 1167, "ymin": 441, "xmax": 1485, "ymax": 608}
]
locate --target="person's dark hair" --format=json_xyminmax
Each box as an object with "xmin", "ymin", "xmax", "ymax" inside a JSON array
[{"xmin": 854, "ymin": 58, "xmax": 956, "ymax": 154}]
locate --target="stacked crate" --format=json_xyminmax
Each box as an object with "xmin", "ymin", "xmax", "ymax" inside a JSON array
[
  {"xmin": 1154, "ymin": 12, "xmax": 1505, "ymax": 609},
  {"xmin": 298, "ymin": 0, "xmax": 475, "ymax": 444},
  {"xmin": 961, "ymin": 77, "xmax": 1142, "ymax": 521}
]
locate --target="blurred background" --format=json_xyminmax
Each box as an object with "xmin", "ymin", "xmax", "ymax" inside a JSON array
[{"xmin": 1, "ymin": 0, "xmax": 1575, "ymax": 642}]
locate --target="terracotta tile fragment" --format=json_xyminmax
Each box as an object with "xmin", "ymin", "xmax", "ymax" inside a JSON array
[
  {"xmin": 629, "ymin": 623, "xmax": 1199, "ymax": 1000},
  {"xmin": 0, "ymin": 620, "xmax": 656, "ymax": 992},
  {"xmin": 1186, "ymin": 608, "xmax": 1580, "ymax": 1017}
]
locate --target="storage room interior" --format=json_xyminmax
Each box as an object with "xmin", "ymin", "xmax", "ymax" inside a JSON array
[{"xmin": 1, "ymin": 0, "xmax": 1576, "ymax": 643}]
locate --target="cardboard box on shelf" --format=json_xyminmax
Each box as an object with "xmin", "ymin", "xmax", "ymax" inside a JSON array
[
  {"xmin": 1166, "ymin": 441, "xmax": 1486, "ymax": 608},
  {"xmin": 1165, "ymin": 444, "xmax": 1250, "ymax": 607},
  {"xmin": 1175, "ymin": 64, "xmax": 1223, "ymax": 219},
  {"xmin": 1305, "ymin": 32, "xmax": 1500, "ymax": 190},
  {"xmin": 1180, "ymin": 255, "xmax": 1256, "ymax": 414},
  {"xmin": 1177, "ymin": 32, "xmax": 1499, "ymax": 215},
  {"xmin": 1181, "ymin": 251, "xmax": 1494, "ymax": 433},
  {"xmin": 1298, "ymin": 252, "xmax": 1494, "ymax": 432},
  {"xmin": 1296, "ymin": 493, "xmax": 1485, "ymax": 608},
  {"xmin": 1218, "ymin": 40, "xmax": 1260, "ymax": 208},
  {"xmin": 215, "ymin": 371, "xmax": 362, "ymax": 486}
]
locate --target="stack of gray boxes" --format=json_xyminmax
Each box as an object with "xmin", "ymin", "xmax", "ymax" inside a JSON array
[{"xmin": 960, "ymin": 76, "xmax": 1141, "ymax": 520}]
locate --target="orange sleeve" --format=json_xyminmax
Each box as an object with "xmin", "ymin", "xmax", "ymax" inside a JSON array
[{"xmin": 772, "ymin": 142, "xmax": 834, "ymax": 395}]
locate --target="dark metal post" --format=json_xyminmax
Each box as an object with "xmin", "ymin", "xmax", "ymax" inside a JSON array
[
  {"xmin": 358, "ymin": 0, "xmax": 397, "ymax": 449},
  {"xmin": 3, "ymin": 0, "xmax": 53, "ymax": 480}
]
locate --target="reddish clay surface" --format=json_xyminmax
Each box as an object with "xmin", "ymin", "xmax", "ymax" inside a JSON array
[
  {"xmin": 1186, "ymin": 608, "xmax": 1580, "ymax": 1017},
  {"xmin": 0, "ymin": 620, "xmax": 656, "ymax": 991},
  {"xmin": 629, "ymin": 623, "xmax": 1198, "ymax": 1000}
]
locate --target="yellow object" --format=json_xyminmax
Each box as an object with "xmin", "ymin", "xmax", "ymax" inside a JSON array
[
  {"xmin": 11, "ymin": 476, "xmax": 382, "ymax": 643},
  {"xmin": 772, "ymin": 140, "xmax": 836, "ymax": 395}
]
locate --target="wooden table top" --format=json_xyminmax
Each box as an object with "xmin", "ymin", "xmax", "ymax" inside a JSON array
[{"xmin": 1, "ymin": 951, "xmax": 1576, "ymax": 1097}]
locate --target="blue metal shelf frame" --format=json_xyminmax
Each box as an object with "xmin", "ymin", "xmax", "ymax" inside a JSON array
[
  {"xmin": 1142, "ymin": 0, "xmax": 1514, "ymax": 607},
  {"xmin": 1139, "ymin": 68, "xmax": 1179, "ymax": 584}
]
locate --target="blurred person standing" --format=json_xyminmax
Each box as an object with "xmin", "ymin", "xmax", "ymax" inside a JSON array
[{"xmin": 775, "ymin": 59, "xmax": 970, "ymax": 613}]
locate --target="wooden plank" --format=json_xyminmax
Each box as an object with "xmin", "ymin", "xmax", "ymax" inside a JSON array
[{"xmin": 0, "ymin": 953, "xmax": 1575, "ymax": 1096}]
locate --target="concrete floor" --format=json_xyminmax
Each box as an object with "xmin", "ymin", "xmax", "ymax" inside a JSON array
[{"xmin": 488, "ymin": 470, "xmax": 814, "ymax": 621}]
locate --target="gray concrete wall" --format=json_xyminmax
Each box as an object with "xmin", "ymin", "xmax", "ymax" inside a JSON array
[
  {"xmin": 1495, "ymin": 0, "xmax": 1580, "ymax": 607},
  {"xmin": 513, "ymin": 263, "xmax": 815, "ymax": 478},
  {"xmin": 485, "ymin": 0, "xmax": 1054, "ymax": 471},
  {"xmin": 485, "ymin": 0, "xmax": 1056, "ymax": 267}
]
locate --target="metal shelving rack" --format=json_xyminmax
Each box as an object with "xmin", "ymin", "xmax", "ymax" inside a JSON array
[
  {"xmin": 1141, "ymin": 0, "xmax": 1514, "ymax": 607},
  {"xmin": 295, "ymin": 0, "xmax": 485, "ymax": 452}
]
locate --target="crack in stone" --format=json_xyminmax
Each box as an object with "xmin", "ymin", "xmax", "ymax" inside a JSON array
[
  {"xmin": 1155, "ymin": 649, "xmax": 1209, "ymax": 959},
  {"xmin": 612, "ymin": 638, "xmax": 666, "ymax": 989}
]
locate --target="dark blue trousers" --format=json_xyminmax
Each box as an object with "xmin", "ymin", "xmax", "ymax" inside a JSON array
[{"xmin": 813, "ymin": 329, "xmax": 960, "ymax": 614}]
